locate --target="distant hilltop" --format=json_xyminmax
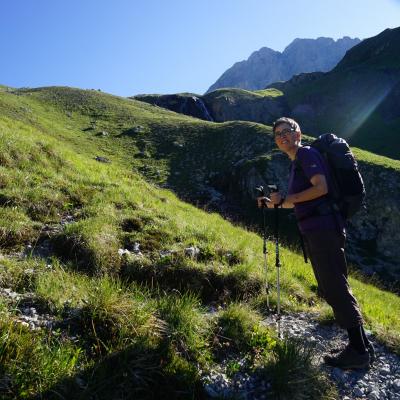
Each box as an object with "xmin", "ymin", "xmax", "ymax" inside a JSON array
[{"xmin": 206, "ymin": 36, "xmax": 361, "ymax": 93}]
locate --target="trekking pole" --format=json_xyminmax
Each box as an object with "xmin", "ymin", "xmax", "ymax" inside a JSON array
[
  {"xmin": 268, "ymin": 184, "xmax": 282, "ymax": 338},
  {"xmin": 255, "ymin": 186, "xmax": 270, "ymax": 310}
]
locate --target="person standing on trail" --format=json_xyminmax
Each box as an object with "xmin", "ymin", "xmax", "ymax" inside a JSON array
[{"xmin": 257, "ymin": 117, "xmax": 374, "ymax": 369}]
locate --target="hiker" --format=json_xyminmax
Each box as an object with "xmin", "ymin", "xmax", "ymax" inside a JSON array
[{"xmin": 257, "ymin": 117, "xmax": 373, "ymax": 369}]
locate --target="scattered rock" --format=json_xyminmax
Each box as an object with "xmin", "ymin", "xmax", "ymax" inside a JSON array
[
  {"xmin": 184, "ymin": 246, "xmax": 200, "ymax": 258},
  {"xmin": 133, "ymin": 125, "xmax": 145, "ymax": 133},
  {"xmin": 94, "ymin": 156, "xmax": 110, "ymax": 163},
  {"xmin": 159, "ymin": 249, "xmax": 177, "ymax": 258},
  {"xmin": 262, "ymin": 312, "xmax": 400, "ymax": 400},
  {"xmin": 368, "ymin": 391, "xmax": 380, "ymax": 400},
  {"xmin": 1, "ymin": 288, "xmax": 22, "ymax": 301},
  {"xmin": 132, "ymin": 242, "xmax": 142, "ymax": 255},
  {"xmin": 353, "ymin": 387, "xmax": 364, "ymax": 397}
]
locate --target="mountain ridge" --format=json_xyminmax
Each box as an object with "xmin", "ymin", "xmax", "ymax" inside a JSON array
[
  {"xmin": 136, "ymin": 28, "xmax": 400, "ymax": 160},
  {"xmin": 206, "ymin": 36, "xmax": 361, "ymax": 93}
]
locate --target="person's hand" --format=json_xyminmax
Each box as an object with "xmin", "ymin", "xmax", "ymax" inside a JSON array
[
  {"xmin": 257, "ymin": 196, "xmax": 271, "ymax": 208},
  {"xmin": 269, "ymin": 192, "xmax": 283, "ymax": 206}
]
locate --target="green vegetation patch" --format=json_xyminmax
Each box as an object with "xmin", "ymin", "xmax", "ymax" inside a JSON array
[
  {"xmin": 257, "ymin": 337, "xmax": 337, "ymax": 399},
  {"xmin": 0, "ymin": 320, "xmax": 82, "ymax": 398},
  {"xmin": 216, "ymin": 303, "xmax": 275, "ymax": 354},
  {"xmin": 0, "ymin": 85, "xmax": 399, "ymax": 398},
  {"xmin": 253, "ymin": 88, "xmax": 284, "ymax": 97},
  {"xmin": 0, "ymin": 207, "xmax": 40, "ymax": 248}
]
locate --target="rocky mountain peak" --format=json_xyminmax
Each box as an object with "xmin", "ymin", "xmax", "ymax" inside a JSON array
[{"xmin": 206, "ymin": 36, "xmax": 360, "ymax": 93}]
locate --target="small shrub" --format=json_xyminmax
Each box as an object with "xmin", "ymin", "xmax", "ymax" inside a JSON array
[
  {"xmin": 52, "ymin": 218, "xmax": 121, "ymax": 275},
  {"xmin": 77, "ymin": 278, "xmax": 158, "ymax": 354},
  {"xmin": 0, "ymin": 207, "xmax": 39, "ymax": 248},
  {"xmin": 157, "ymin": 292, "xmax": 210, "ymax": 362},
  {"xmin": 0, "ymin": 258, "xmax": 46, "ymax": 293},
  {"xmin": 121, "ymin": 216, "xmax": 143, "ymax": 232},
  {"xmin": 259, "ymin": 336, "xmax": 336, "ymax": 400},
  {"xmin": 216, "ymin": 303, "xmax": 273, "ymax": 354},
  {"xmin": 0, "ymin": 321, "xmax": 82, "ymax": 399}
]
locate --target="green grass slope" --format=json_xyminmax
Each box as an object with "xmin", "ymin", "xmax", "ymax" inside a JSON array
[
  {"xmin": 204, "ymin": 87, "xmax": 284, "ymax": 100},
  {"xmin": 0, "ymin": 86, "xmax": 399, "ymax": 398}
]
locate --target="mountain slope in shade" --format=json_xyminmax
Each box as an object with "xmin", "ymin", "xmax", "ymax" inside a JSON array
[
  {"xmin": 270, "ymin": 27, "xmax": 400, "ymax": 159},
  {"xmin": 206, "ymin": 36, "xmax": 360, "ymax": 93}
]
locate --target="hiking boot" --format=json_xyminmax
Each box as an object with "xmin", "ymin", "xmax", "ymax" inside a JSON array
[
  {"xmin": 330, "ymin": 342, "xmax": 375, "ymax": 364},
  {"xmin": 366, "ymin": 342, "xmax": 375, "ymax": 364},
  {"xmin": 324, "ymin": 345, "xmax": 370, "ymax": 369}
]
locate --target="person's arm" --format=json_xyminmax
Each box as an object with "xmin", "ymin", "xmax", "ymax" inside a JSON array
[
  {"xmin": 269, "ymin": 174, "xmax": 328, "ymax": 207},
  {"xmin": 287, "ymin": 174, "xmax": 328, "ymax": 204}
]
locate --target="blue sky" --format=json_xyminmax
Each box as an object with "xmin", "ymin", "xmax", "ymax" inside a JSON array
[{"xmin": 1, "ymin": 0, "xmax": 400, "ymax": 96}]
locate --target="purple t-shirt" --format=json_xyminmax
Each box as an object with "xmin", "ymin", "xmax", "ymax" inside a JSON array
[{"xmin": 288, "ymin": 146, "xmax": 344, "ymax": 233}]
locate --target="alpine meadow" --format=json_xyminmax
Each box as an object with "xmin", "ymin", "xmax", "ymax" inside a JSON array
[{"xmin": 0, "ymin": 81, "xmax": 399, "ymax": 399}]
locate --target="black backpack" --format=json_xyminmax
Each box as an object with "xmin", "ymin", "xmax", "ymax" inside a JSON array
[{"xmin": 306, "ymin": 133, "xmax": 366, "ymax": 219}]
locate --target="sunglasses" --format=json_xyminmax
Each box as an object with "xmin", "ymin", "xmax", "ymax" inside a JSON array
[{"xmin": 274, "ymin": 128, "xmax": 295, "ymax": 138}]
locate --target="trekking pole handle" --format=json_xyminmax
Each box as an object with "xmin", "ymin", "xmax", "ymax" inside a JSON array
[
  {"xmin": 256, "ymin": 186, "xmax": 269, "ymax": 208},
  {"xmin": 267, "ymin": 185, "xmax": 280, "ymax": 209},
  {"xmin": 255, "ymin": 185, "xmax": 265, "ymax": 196},
  {"xmin": 267, "ymin": 184, "xmax": 279, "ymax": 193}
]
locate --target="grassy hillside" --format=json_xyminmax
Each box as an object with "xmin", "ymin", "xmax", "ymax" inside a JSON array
[
  {"xmin": 280, "ymin": 69, "xmax": 400, "ymax": 159},
  {"xmin": 0, "ymin": 86, "xmax": 399, "ymax": 399},
  {"xmin": 203, "ymin": 87, "xmax": 284, "ymax": 100}
]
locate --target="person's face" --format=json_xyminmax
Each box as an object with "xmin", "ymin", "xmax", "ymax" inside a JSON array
[{"xmin": 274, "ymin": 123, "xmax": 300, "ymax": 153}]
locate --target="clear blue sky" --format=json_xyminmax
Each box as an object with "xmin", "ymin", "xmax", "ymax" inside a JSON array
[{"xmin": 1, "ymin": 0, "xmax": 400, "ymax": 96}]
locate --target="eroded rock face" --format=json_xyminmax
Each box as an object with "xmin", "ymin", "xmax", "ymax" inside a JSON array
[
  {"xmin": 202, "ymin": 91, "xmax": 288, "ymax": 125},
  {"xmin": 207, "ymin": 37, "xmax": 360, "ymax": 93},
  {"xmin": 345, "ymin": 161, "xmax": 400, "ymax": 280},
  {"xmin": 133, "ymin": 93, "xmax": 214, "ymax": 121},
  {"xmin": 207, "ymin": 47, "xmax": 283, "ymax": 92}
]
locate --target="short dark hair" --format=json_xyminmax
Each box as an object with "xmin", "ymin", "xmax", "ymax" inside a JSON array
[{"xmin": 272, "ymin": 117, "xmax": 300, "ymax": 133}]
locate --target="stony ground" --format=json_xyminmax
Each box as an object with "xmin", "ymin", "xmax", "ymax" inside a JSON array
[
  {"xmin": 203, "ymin": 312, "xmax": 400, "ymax": 400},
  {"xmin": 2, "ymin": 280, "xmax": 400, "ymax": 399}
]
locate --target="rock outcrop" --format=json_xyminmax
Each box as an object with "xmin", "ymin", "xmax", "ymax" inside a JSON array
[
  {"xmin": 133, "ymin": 93, "xmax": 214, "ymax": 121},
  {"xmin": 202, "ymin": 89, "xmax": 288, "ymax": 125}
]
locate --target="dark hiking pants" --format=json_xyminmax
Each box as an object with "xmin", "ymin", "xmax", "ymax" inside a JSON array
[{"xmin": 303, "ymin": 229, "xmax": 363, "ymax": 329}]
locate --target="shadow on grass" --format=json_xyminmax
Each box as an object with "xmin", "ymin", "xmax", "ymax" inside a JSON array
[
  {"xmin": 121, "ymin": 258, "xmax": 263, "ymax": 304},
  {"xmin": 28, "ymin": 341, "xmax": 205, "ymax": 400}
]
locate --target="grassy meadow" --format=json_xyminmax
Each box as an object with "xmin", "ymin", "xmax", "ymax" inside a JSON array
[{"xmin": 0, "ymin": 86, "xmax": 399, "ymax": 399}]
